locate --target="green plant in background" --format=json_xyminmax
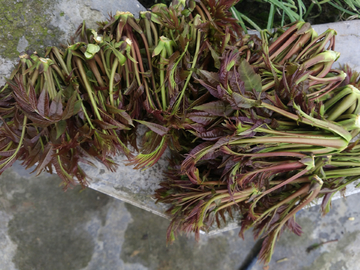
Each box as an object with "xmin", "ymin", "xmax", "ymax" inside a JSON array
[{"xmin": 230, "ymin": 0, "xmax": 360, "ymax": 33}]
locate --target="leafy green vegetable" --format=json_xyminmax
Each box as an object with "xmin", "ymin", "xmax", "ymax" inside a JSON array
[{"xmin": 1, "ymin": 0, "xmax": 360, "ymax": 268}]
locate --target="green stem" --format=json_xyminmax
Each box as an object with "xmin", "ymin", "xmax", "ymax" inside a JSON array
[
  {"xmin": 88, "ymin": 59, "xmax": 105, "ymax": 87},
  {"xmin": 76, "ymin": 93, "xmax": 95, "ymax": 129},
  {"xmin": 172, "ymin": 30, "xmax": 201, "ymax": 114},
  {"xmin": 150, "ymin": 21, "xmax": 158, "ymax": 46},
  {"xmin": 256, "ymin": 183, "xmax": 310, "ymax": 224},
  {"xmin": 0, "ymin": 116, "xmax": 27, "ymax": 170},
  {"xmin": 100, "ymin": 49, "xmax": 111, "ymax": 78},
  {"xmin": 326, "ymin": 167, "xmax": 360, "ymax": 177},
  {"xmin": 267, "ymin": 3, "xmax": 275, "ymax": 31},
  {"xmin": 229, "ymin": 136, "xmax": 347, "ymax": 149},
  {"xmin": 261, "ymin": 102, "xmax": 352, "ymax": 142},
  {"xmin": 109, "ymin": 58, "xmax": 119, "ymax": 107},
  {"xmin": 160, "ymin": 48, "xmax": 167, "ymax": 110},
  {"xmin": 44, "ymin": 69, "xmax": 57, "ymax": 99},
  {"xmin": 231, "ymin": 7, "xmax": 248, "ymax": 34},
  {"xmin": 52, "ymin": 47, "xmax": 69, "ymax": 75},
  {"xmin": 74, "ymin": 57, "xmax": 102, "ymax": 120},
  {"xmin": 66, "ymin": 50, "xmax": 73, "ymax": 77},
  {"xmin": 56, "ymin": 149, "xmax": 73, "ymax": 184}
]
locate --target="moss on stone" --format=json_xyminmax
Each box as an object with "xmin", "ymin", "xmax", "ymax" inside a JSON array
[{"xmin": 0, "ymin": 0, "xmax": 64, "ymax": 59}]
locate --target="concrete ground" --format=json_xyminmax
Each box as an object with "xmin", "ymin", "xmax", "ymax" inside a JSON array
[{"xmin": 1, "ymin": 162, "xmax": 360, "ymax": 270}]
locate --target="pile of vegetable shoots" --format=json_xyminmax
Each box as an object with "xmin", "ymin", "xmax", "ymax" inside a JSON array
[{"xmin": 1, "ymin": 0, "xmax": 360, "ymax": 265}]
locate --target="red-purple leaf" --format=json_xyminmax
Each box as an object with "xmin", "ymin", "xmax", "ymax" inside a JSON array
[
  {"xmin": 25, "ymin": 112, "xmax": 53, "ymax": 127},
  {"xmin": 98, "ymin": 109, "xmax": 130, "ymax": 130},
  {"xmin": 62, "ymin": 91, "xmax": 78, "ymax": 120},
  {"xmin": 0, "ymin": 119, "xmax": 20, "ymax": 143},
  {"xmin": 37, "ymin": 88, "xmax": 49, "ymax": 116},
  {"xmin": 187, "ymin": 112, "xmax": 218, "ymax": 126},
  {"xmin": 196, "ymin": 79, "xmax": 221, "ymax": 99},
  {"xmin": 192, "ymin": 100, "xmax": 233, "ymax": 116},
  {"xmin": 93, "ymin": 119, "xmax": 119, "ymax": 130},
  {"xmin": 105, "ymin": 104, "xmax": 134, "ymax": 126},
  {"xmin": 28, "ymin": 83, "xmax": 37, "ymax": 110},
  {"xmin": 181, "ymin": 141, "xmax": 213, "ymax": 170},
  {"xmin": 135, "ymin": 120, "xmax": 169, "ymax": 136},
  {"xmin": 49, "ymin": 94, "xmax": 63, "ymax": 118},
  {"xmin": 0, "ymin": 149, "xmax": 16, "ymax": 157},
  {"xmin": 33, "ymin": 144, "xmax": 54, "ymax": 176}
]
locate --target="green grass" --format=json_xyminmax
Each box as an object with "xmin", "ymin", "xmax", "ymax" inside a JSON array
[{"xmin": 231, "ymin": 0, "xmax": 360, "ymax": 33}]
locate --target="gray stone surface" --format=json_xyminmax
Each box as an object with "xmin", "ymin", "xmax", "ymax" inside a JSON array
[
  {"xmin": 0, "ymin": 0, "xmax": 146, "ymax": 84},
  {"xmin": 313, "ymin": 21, "xmax": 360, "ymax": 73},
  {"xmin": 1, "ymin": 162, "xmax": 360, "ymax": 269},
  {"xmin": 0, "ymin": 162, "xmax": 257, "ymax": 270},
  {"xmin": 251, "ymin": 191, "xmax": 360, "ymax": 270}
]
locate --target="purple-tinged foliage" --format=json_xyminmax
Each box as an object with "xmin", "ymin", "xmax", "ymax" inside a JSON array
[{"xmin": 2, "ymin": 0, "xmax": 360, "ymax": 267}]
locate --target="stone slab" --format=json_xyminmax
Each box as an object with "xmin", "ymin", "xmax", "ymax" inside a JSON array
[
  {"xmin": 0, "ymin": 162, "xmax": 258, "ymax": 270},
  {"xmin": 251, "ymin": 191, "xmax": 360, "ymax": 270}
]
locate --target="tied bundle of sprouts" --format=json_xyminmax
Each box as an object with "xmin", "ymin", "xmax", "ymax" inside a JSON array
[{"xmin": 1, "ymin": 0, "xmax": 360, "ymax": 266}]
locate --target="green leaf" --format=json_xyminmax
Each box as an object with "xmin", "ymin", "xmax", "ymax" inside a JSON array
[
  {"xmin": 68, "ymin": 42, "xmax": 85, "ymax": 51},
  {"xmin": 56, "ymin": 120, "xmax": 67, "ymax": 139},
  {"xmin": 207, "ymin": 44, "xmax": 220, "ymax": 69},
  {"xmin": 231, "ymin": 92, "xmax": 260, "ymax": 108},
  {"xmin": 193, "ymin": 101, "xmax": 233, "ymax": 116},
  {"xmin": 238, "ymin": 60, "xmax": 262, "ymax": 92},
  {"xmin": 84, "ymin": 44, "xmax": 100, "ymax": 59},
  {"xmin": 73, "ymin": 100, "xmax": 82, "ymax": 115},
  {"xmin": 152, "ymin": 40, "xmax": 165, "ymax": 57},
  {"xmin": 102, "ymin": 42, "xmax": 127, "ymax": 65}
]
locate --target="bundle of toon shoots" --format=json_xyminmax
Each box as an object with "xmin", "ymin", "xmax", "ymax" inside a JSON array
[{"xmin": 1, "ymin": 0, "xmax": 360, "ymax": 265}]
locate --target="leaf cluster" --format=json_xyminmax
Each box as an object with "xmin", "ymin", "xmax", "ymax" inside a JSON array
[{"xmin": 2, "ymin": 0, "xmax": 360, "ymax": 266}]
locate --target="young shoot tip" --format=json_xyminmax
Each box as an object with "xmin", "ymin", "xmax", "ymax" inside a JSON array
[
  {"xmin": 115, "ymin": 11, "xmax": 133, "ymax": 17},
  {"xmin": 125, "ymin": 38, "xmax": 132, "ymax": 45}
]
